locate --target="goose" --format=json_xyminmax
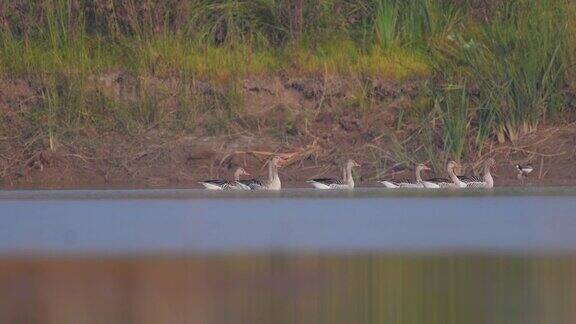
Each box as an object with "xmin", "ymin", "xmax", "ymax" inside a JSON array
[
  {"xmin": 307, "ymin": 159, "xmax": 360, "ymax": 189},
  {"xmin": 421, "ymin": 161, "xmax": 467, "ymax": 188},
  {"xmin": 516, "ymin": 164, "xmax": 533, "ymax": 184},
  {"xmin": 379, "ymin": 164, "xmax": 431, "ymax": 188},
  {"xmin": 236, "ymin": 156, "xmax": 285, "ymax": 190},
  {"xmin": 200, "ymin": 167, "xmax": 250, "ymax": 190},
  {"xmin": 460, "ymin": 158, "xmax": 496, "ymax": 188}
]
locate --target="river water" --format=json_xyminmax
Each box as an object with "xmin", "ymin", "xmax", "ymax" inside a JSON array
[{"xmin": 1, "ymin": 188, "xmax": 575, "ymax": 323}]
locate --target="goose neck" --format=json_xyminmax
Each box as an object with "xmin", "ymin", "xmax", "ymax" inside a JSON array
[
  {"xmin": 269, "ymin": 161, "xmax": 278, "ymax": 182},
  {"xmin": 415, "ymin": 167, "xmax": 423, "ymax": 182},
  {"xmin": 448, "ymin": 165, "xmax": 465, "ymax": 187},
  {"xmin": 483, "ymin": 165, "xmax": 494, "ymax": 188},
  {"xmin": 346, "ymin": 164, "xmax": 354, "ymax": 188}
]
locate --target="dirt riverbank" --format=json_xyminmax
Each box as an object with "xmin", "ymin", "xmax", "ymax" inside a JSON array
[{"xmin": 1, "ymin": 75, "xmax": 576, "ymax": 189}]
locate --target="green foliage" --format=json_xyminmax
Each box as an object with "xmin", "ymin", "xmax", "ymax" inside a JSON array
[
  {"xmin": 374, "ymin": 0, "xmax": 464, "ymax": 50},
  {"xmin": 434, "ymin": 84, "xmax": 470, "ymax": 161},
  {"xmin": 0, "ymin": 0, "xmax": 574, "ymax": 154},
  {"xmin": 469, "ymin": 0, "xmax": 567, "ymax": 142},
  {"xmin": 412, "ymin": 0, "xmax": 571, "ymax": 161}
]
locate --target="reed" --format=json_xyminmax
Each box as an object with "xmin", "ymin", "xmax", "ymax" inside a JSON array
[
  {"xmin": 0, "ymin": 0, "xmax": 574, "ymax": 155},
  {"xmin": 373, "ymin": 0, "xmax": 464, "ymax": 50},
  {"xmin": 435, "ymin": 84, "xmax": 470, "ymax": 161},
  {"xmin": 449, "ymin": 0, "xmax": 569, "ymax": 142}
]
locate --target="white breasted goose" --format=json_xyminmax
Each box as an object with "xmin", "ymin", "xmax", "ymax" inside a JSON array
[
  {"xmin": 379, "ymin": 164, "xmax": 431, "ymax": 188},
  {"xmin": 200, "ymin": 167, "xmax": 250, "ymax": 190},
  {"xmin": 236, "ymin": 156, "xmax": 285, "ymax": 190},
  {"xmin": 460, "ymin": 158, "xmax": 496, "ymax": 188},
  {"xmin": 307, "ymin": 159, "xmax": 360, "ymax": 189},
  {"xmin": 422, "ymin": 161, "xmax": 467, "ymax": 188}
]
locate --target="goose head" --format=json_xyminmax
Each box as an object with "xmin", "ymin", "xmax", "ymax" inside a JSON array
[
  {"xmin": 416, "ymin": 163, "xmax": 431, "ymax": 172},
  {"xmin": 484, "ymin": 158, "xmax": 496, "ymax": 170},
  {"xmin": 447, "ymin": 161, "xmax": 460, "ymax": 173},
  {"xmin": 347, "ymin": 159, "xmax": 360, "ymax": 169},
  {"xmin": 234, "ymin": 167, "xmax": 250, "ymax": 178},
  {"xmin": 270, "ymin": 155, "xmax": 286, "ymax": 168}
]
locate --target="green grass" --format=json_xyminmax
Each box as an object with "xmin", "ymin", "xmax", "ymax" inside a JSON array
[
  {"xmin": 0, "ymin": 0, "xmax": 574, "ymax": 160},
  {"xmin": 455, "ymin": 0, "xmax": 569, "ymax": 143},
  {"xmin": 374, "ymin": 0, "xmax": 464, "ymax": 50}
]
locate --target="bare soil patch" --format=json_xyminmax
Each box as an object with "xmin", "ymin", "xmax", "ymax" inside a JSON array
[{"xmin": 1, "ymin": 75, "xmax": 575, "ymax": 189}]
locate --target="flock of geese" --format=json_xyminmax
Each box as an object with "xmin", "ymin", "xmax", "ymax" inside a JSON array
[{"xmin": 200, "ymin": 156, "xmax": 532, "ymax": 191}]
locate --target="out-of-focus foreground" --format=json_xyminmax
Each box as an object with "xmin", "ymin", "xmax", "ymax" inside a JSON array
[
  {"xmin": 2, "ymin": 188, "xmax": 576, "ymax": 323},
  {"xmin": 1, "ymin": 255, "xmax": 576, "ymax": 324}
]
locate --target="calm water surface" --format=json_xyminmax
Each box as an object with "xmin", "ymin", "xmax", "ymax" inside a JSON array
[{"xmin": 1, "ymin": 188, "xmax": 575, "ymax": 323}]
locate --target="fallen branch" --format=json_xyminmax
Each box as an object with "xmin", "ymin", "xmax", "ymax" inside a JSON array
[{"xmin": 235, "ymin": 140, "xmax": 321, "ymax": 167}]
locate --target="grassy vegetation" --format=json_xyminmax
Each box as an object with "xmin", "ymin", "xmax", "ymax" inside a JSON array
[{"xmin": 0, "ymin": 0, "xmax": 574, "ymax": 163}]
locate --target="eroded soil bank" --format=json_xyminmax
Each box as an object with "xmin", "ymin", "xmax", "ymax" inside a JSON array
[{"xmin": 1, "ymin": 75, "xmax": 575, "ymax": 189}]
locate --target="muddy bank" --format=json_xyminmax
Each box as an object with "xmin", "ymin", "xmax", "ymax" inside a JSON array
[
  {"xmin": 3, "ymin": 124, "xmax": 575, "ymax": 189},
  {"xmin": 1, "ymin": 74, "xmax": 576, "ymax": 189},
  {"xmin": 2, "ymin": 130, "xmax": 576, "ymax": 189}
]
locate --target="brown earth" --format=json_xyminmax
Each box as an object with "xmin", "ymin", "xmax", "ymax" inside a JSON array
[{"xmin": 1, "ymin": 74, "xmax": 576, "ymax": 189}]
